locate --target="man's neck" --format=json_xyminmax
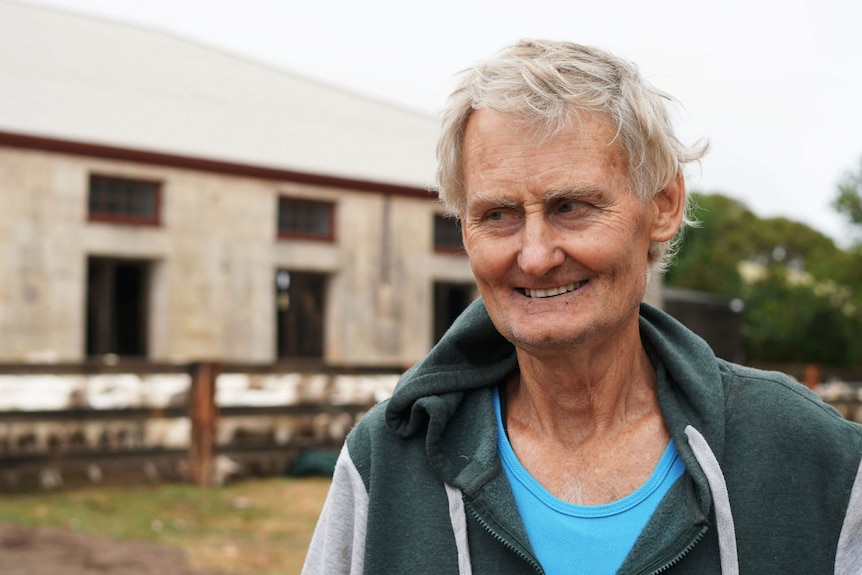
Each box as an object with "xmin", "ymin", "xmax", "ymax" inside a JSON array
[
  {"xmin": 512, "ymin": 349, "xmax": 658, "ymax": 439},
  {"xmin": 503, "ymin": 328, "xmax": 671, "ymax": 505}
]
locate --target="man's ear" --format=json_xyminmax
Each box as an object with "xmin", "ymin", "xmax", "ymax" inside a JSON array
[{"xmin": 650, "ymin": 171, "xmax": 686, "ymax": 242}]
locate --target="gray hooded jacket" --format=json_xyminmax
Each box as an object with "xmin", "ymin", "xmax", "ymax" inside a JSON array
[{"xmin": 303, "ymin": 300, "xmax": 862, "ymax": 574}]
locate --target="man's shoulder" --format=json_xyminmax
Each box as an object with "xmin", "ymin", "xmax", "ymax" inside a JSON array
[
  {"xmin": 343, "ymin": 397, "xmax": 435, "ymax": 472},
  {"xmin": 341, "ymin": 399, "xmax": 398, "ymax": 488},
  {"xmin": 346, "ymin": 399, "xmax": 392, "ymax": 449},
  {"xmin": 719, "ymin": 361, "xmax": 810, "ymax": 396},
  {"xmin": 718, "ymin": 359, "xmax": 862, "ymax": 443}
]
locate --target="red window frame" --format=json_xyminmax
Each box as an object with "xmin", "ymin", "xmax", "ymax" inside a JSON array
[
  {"xmin": 88, "ymin": 174, "xmax": 162, "ymax": 226},
  {"xmin": 277, "ymin": 197, "xmax": 336, "ymax": 242},
  {"xmin": 433, "ymin": 213, "xmax": 464, "ymax": 254}
]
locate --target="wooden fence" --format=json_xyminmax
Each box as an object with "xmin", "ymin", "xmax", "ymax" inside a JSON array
[{"xmin": 0, "ymin": 361, "xmax": 401, "ymax": 488}]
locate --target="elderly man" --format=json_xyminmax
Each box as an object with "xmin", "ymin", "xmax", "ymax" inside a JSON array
[{"xmin": 303, "ymin": 40, "xmax": 862, "ymax": 574}]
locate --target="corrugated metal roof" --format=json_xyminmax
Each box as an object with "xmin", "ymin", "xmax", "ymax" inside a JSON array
[{"xmin": 0, "ymin": 0, "xmax": 440, "ymax": 189}]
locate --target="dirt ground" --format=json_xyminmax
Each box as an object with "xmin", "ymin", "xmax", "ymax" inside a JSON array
[{"xmin": 0, "ymin": 524, "xmax": 226, "ymax": 575}]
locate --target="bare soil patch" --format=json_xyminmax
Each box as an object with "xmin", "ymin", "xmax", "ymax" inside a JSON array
[{"xmin": 0, "ymin": 523, "xmax": 225, "ymax": 575}]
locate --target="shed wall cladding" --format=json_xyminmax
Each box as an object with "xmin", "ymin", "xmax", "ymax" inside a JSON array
[{"xmin": 0, "ymin": 146, "xmax": 476, "ymax": 367}]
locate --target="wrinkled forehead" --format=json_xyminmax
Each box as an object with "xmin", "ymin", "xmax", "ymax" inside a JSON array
[
  {"xmin": 462, "ymin": 109, "xmax": 630, "ymax": 178},
  {"xmin": 465, "ymin": 103, "xmax": 619, "ymax": 142},
  {"xmin": 460, "ymin": 109, "xmax": 636, "ymax": 210}
]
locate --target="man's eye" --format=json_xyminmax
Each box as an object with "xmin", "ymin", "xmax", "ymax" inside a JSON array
[
  {"xmin": 558, "ymin": 200, "xmax": 585, "ymax": 214},
  {"xmin": 487, "ymin": 210, "xmax": 507, "ymax": 221}
]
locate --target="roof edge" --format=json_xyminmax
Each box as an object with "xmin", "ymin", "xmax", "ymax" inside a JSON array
[{"xmin": 0, "ymin": 130, "xmax": 439, "ymax": 199}]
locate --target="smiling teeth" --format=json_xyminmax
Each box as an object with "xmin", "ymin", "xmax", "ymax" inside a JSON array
[{"xmin": 524, "ymin": 281, "xmax": 585, "ymax": 298}]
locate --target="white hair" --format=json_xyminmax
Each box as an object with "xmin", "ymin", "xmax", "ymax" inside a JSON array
[{"xmin": 436, "ymin": 39, "xmax": 708, "ymax": 271}]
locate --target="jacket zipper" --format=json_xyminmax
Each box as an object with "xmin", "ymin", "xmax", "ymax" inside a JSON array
[
  {"xmin": 467, "ymin": 486, "xmax": 707, "ymax": 575},
  {"xmin": 468, "ymin": 506, "xmax": 545, "ymax": 574},
  {"xmin": 647, "ymin": 525, "xmax": 708, "ymax": 575}
]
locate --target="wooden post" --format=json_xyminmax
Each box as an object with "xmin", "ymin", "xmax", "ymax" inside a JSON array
[
  {"xmin": 803, "ymin": 364, "xmax": 820, "ymax": 390},
  {"xmin": 189, "ymin": 362, "xmax": 221, "ymax": 486}
]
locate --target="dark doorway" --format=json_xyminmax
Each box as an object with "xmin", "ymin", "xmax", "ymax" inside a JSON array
[
  {"xmin": 433, "ymin": 282, "xmax": 475, "ymax": 343},
  {"xmin": 276, "ymin": 270, "xmax": 327, "ymax": 359},
  {"xmin": 86, "ymin": 258, "xmax": 149, "ymax": 356}
]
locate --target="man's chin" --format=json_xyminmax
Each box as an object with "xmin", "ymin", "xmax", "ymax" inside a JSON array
[{"xmin": 503, "ymin": 327, "xmax": 592, "ymax": 352}]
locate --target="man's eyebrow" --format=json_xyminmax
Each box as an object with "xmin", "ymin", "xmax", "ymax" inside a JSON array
[
  {"xmin": 465, "ymin": 191, "xmax": 520, "ymax": 209},
  {"xmin": 543, "ymin": 185, "xmax": 605, "ymax": 203},
  {"xmin": 464, "ymin": 185, "xmax": 608, "ymax": 213}
]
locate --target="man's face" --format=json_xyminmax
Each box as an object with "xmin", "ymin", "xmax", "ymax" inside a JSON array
[{"xmin": 460, "ymin": 109, "xmax": 674, "ymax": 353}]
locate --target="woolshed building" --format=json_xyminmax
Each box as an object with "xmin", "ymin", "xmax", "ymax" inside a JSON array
[{"xmin": 0, "ymin": 1, "xmax": 480, "ymax": 368}]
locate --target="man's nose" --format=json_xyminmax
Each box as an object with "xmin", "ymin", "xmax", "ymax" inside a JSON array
[{"xmin": 516, "ymin": 216, "xmax": 564, "ymax": 276}]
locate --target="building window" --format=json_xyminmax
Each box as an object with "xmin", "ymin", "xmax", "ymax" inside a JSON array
[
  {"xmin": 276, "ymin": 269, "xmax": 327, "ymax": 359},
  {"xmin": 278, "ymin": 197, "xmax": 335, "ymax": 241},
  {"xmin": 433, "ymin": 282, "xmax": 475, "ymax": 342},
  {"xmin": 88, "ymin": 175, "xmax": 161, "ymax": 225},
  {"xmin": 86, "ymin": 257, "xmax": 150, "ymax": 357},
  {"xmin": 433, "ymin": 214, "xmax": 464, "ymax": 253}
]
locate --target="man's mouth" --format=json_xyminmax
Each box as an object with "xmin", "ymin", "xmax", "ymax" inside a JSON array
[{"xmin": 520, "ymin": 280, "xmax": 588, "ymax": 298}]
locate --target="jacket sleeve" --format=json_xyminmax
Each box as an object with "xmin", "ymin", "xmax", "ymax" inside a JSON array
[
  {"xmin": 836, "ymin": 454, "xmax": 862, "ymax": 575},
  {"xmin": 301, "ymin": 444, "xmax": 369, "ymax": 575}
]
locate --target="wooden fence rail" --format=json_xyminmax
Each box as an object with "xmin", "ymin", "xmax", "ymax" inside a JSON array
[{"xmin": 0, "ymin": 361, "xmax": 400, "ymax": 488}]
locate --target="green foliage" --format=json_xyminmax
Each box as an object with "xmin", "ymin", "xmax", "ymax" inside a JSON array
[
  {"xmin": 833, "ymin": 157, "xmax": 862, "ymax": 232},
  {"xmin": 666, "ymin": 194, "xmax": 749, "ymax": 296},
  {"xmin": 667, "ymin": 191, "xmax": 862, "ymax": 366},
  {"xmin": 741, "ymin": 268, "xmax": 859, "ymax": 365}
]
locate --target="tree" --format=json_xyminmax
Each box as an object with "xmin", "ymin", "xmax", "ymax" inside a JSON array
[
  {"xmin": 666, "ymin": 193, "xmax": 842, "ymax": 294},
  {"xmin": 665, "ymin": 193, "xmax": 752, "ymax": 296},
  {"xmin": 666, "ymin": 191, "xmax": 862, "ymax": 366},
  {"xmin": 833, "ymin": 156, "xmax": 862, "ymax": 231},
  {"xmin": 741, "ymin": 267, "xmax": 860, "ymax": 365}
]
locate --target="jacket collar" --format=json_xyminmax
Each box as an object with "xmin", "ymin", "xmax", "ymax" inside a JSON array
[{"xmin": 385, "ymin": 299, "xmax": 726, "ymax": 500}]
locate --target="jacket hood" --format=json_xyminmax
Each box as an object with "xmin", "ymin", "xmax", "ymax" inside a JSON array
[
  {"xmin": 385, "ymin": 299, "xmax": 727, "ymax": 487},
  {"xmin": 638, "ymin": 303, "xmax": 728, "ymax": 469},
  {"xmin": 385, "ymin": 298, "xmax": 517, "ymax": 437},
  {"xmin": 391, "ymin": 300, "xmax": 720, "ymax": 423}
]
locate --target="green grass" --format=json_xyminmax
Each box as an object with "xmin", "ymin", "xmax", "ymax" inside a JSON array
[{"xmin": 0, "ymin": 477, "xmax": 331, "ymax": 575}]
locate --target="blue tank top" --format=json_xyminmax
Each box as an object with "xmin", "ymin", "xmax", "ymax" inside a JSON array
[{"xmin": 493, "ymin": 387, "xmax": 685, "ymax": 574}]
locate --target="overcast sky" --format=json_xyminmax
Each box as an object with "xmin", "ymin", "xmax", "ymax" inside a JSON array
[{"xmin": 18, "ymin": 0, "xmax": 862, "ymax": 245}]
